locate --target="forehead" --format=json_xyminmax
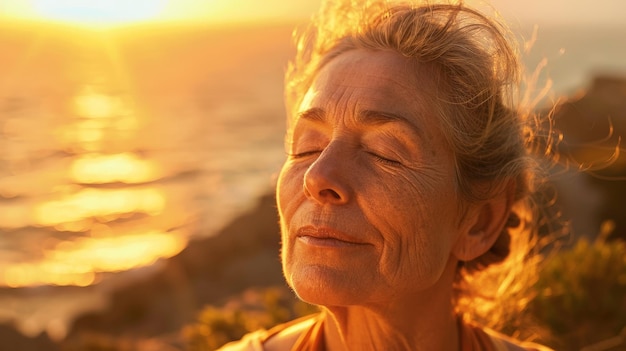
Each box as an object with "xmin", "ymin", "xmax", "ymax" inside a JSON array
[{"xmin": 299, "ymin": 49, "xmax": 437, "ymax": 123}]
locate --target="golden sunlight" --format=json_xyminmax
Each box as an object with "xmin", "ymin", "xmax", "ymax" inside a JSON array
[
  {"xmin": 1, "ymin": 0, "xmax": 322, "ymax": 26},
  {"xmin": 71, "ymin": 153, "xmax": 161, "ymax": 184},
  {"xmin": 73, "ymin": 87, "xmax": 126, "ymax": 119},
  {"xmin": 3, "ymin": 230, "xmax": 186, "ymax": 287},
  {"xmin": 30, "ymin": 0, "xmax": 168, "ymax": 26},
  {"xmin": 34, "ymin": 188, "xmax": 166, "ymax": 229},
  {"xmin": 56, "ymin": 86, "xmax": 140, "ymax": 153}
]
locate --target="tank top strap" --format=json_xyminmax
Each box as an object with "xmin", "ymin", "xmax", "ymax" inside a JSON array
[{"xmin": 290, "ymin": 312, "xmax": 326, "ymax": 351}]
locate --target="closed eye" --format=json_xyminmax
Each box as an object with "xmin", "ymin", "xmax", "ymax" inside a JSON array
[
  {"xmin": 288, "ymin": 150, "xmax": 322, "ymax": 159},
  {"xmin": 366, "ymin": 151, "xmax": 402, "ymax": 166}
]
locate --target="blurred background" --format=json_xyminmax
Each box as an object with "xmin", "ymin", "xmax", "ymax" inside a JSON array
[{"xmin": 0, "ymin": 0, "xmax": 624, "ymax": 350}]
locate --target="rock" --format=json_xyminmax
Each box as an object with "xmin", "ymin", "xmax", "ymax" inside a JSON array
[
  {"xmin": 552, "ymin": 75, "xmax": 626, "ymax": 152},
  {"xmin": 0, "ymin": 322, "xmax": 59, "ymax": 351},
  {"xmin": 544, "ymin": 75, "xmax": 626, "ymax": 241}
]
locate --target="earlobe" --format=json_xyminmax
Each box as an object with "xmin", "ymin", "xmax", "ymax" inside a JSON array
[{"xmin": 452, "ymin": 182, "xmax": 515, "ymax": 261}]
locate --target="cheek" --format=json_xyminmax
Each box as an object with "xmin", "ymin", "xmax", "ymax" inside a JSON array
[
  {"xmin": 366, "ymin": 172, "xmax": 459, "ymax": 288},
  {"xmin": 277, "ymin": 161, "xmax": 306, "ymax": 221},
  {"xmin": 276, "ymin": 162, "xmax": 306, "ymax": 271},
  {"xmin": 377, "ymin": 215, "xmax": 455, "ymax": 292}
]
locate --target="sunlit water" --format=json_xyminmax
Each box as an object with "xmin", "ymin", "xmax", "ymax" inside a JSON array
[
  {"xmin": 0, "ymin": 21, "xmax": 291, "ymax": 338},
  {"xmin": 0, "ymin": 20, "xmax": 624, "ymax": 339}
]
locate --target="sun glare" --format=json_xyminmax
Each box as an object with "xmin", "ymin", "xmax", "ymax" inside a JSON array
[
  {"xmin": 30, "ymin": 0, "xmax": 168, "ymax": 26},
  {"xmin": 2, "ymin": 0, "xmax": 324, "ymax": 26}
]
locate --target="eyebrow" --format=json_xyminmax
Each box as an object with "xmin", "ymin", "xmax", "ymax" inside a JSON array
[
  {"xmin": 358, "ymin": 109, "xmax": 416, "ymax": 127},
  {"xmin": 297, "ymin": 107, "xmax": 326, "ymax": 122},
  {"xmin": 297, "ymin": 107, "xmax": 423, "ymax": 136}
]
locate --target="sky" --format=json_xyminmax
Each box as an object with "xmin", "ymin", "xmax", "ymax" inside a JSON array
[
  {"xmin": 0, "ymin": 0, "xmax": 624, "ymax": 27},
  {"xmin": 0, "ymin": 0, "xmax": 320, "ymax": 25},
  {"xmin": 482, "ymin": 0, "xmax": 626, "ymax": 26}
]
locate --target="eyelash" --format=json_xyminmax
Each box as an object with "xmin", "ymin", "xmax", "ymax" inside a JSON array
[
  {"xmin": 288, "ymin": 150, "xmax": 321, "ymax": 159},
  {"xmin": 367, "ymin": 152, "xmax": 402, "ymax": 166},
  {"xmin": 288, "ymin": 149, "xmax": 402, "ymax": 166}
]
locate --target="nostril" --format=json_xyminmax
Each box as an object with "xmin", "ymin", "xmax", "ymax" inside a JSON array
[{"xmin": 320, "ymin": 188, "xmax": 341, "ymax": 200}]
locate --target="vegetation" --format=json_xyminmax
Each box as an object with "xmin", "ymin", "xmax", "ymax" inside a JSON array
[
  {"xmin": 530, "ymin": 221, "xmax": 626, "ymax": 350},
  {"xmin": 182, "ymin": 286, "xmax": 318, "ymax": 351}
]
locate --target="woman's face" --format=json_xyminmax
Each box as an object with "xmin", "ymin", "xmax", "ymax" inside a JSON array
[{"xmin": 277, "ymin": 49, "xmax": 470, "ymax": 307}]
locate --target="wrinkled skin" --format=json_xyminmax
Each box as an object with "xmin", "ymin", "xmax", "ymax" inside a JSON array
[
  {"xmin": 277, "ymin": 49, "xmax": 477, "ymax": 308},
  {"xmin": 274, "ymin": 48, "xmax": 513, "ymax": 351}
]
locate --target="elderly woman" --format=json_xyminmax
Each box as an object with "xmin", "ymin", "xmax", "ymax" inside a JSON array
[{"xmin": 220, "ymin": 1, "xmax": 554, "ymax": 350}]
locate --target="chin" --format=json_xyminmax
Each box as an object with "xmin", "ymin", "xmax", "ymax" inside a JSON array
[{"xmin": 286, "ymin": 264, "xmax": 373, "ymax": 307}]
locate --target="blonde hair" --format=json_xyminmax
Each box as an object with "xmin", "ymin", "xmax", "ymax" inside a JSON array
[{"xmin": 285, "ymin": 0, "xmax": 547, "ymax": 338}]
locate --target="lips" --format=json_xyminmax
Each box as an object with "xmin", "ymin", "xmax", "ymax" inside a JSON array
[{"xmin": 296, "ymin": 225, "xmax": 370, "ymax": 247}]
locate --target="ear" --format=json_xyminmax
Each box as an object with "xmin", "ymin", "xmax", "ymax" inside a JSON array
[{"xmin": 452, "ymin": 182, "xmax": 515, "ymax": 261}]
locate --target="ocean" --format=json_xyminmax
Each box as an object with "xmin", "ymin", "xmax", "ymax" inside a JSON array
[{"xmin": 0, "ymin": 20, "xmax": 625, "ymax": 339}]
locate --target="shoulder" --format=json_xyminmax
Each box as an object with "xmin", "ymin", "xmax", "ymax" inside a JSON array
[
  {"xmin": 485, "ymin": 329, "xmax": 555, "ymax": 351},
  {"xmin": 216, "ymin": 314, "xmax": 319, "ymax": 351},
  {"xmin": 215, "ymin": 329, "xmax": 267, "ymax": 351},
  {"xmin": 263, "ymin": 314, "xmax": 319, "ymax": 351}
]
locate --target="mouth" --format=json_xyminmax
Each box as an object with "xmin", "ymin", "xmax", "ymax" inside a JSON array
[{"xmin": 296, "ymin": 226, "xmax": 370, "ymax": 248}]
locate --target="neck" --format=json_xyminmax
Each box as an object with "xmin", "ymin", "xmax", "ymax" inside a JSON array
[{"xmin": 322, "ymin": 259, "xmax": 460, "ymax": 351}]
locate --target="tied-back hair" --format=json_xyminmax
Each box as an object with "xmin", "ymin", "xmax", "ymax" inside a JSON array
[{"xmin": 285, "ymin": 0, "xmax": 549, "ymax": 338}]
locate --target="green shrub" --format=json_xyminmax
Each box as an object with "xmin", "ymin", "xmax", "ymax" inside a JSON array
[
  {"xmin": 183, "ymin": 286, "xmax": 318, "ymax": 350},
  {"xmin": 531, "ymin": 221, "xmax": 626, "ymax": 349}
]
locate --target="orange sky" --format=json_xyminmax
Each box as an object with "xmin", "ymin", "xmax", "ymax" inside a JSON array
[
  {"xmin": 0, "ymin": 0, "xmax": 624, "ymax": 27},
  {"xmin": 485, "ymin": 0, "xmax": 626, "ymax": 25}
]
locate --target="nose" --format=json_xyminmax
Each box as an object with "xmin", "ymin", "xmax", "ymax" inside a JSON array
[{"xmin": 303, "ymin": 144, "xmax": 351, "ymax": 205}]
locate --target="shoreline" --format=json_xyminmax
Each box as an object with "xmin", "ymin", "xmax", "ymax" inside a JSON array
[
  {"xmin": 66, "ymin": 190, "xmax": 286, "ymax": 339},
  {"xmin": 0, "ymin": 190, "xmax": 286, "ymax": 350}
]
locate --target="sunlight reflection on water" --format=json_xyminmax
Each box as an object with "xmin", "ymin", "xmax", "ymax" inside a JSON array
[
  {"xmin": 0, "ymin": 81, "xmax": 193, "ymax": 288},
  {"xmin": 0, "ymin": 23, "xmax": 288, "ymax": 293},
  {"xmin": 71, "ymin": 153, "xmax": 161, "ymax": 184},
  {"xmin": 4, "ymin": 230, "xmax": 186, "ymax": 288}
]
